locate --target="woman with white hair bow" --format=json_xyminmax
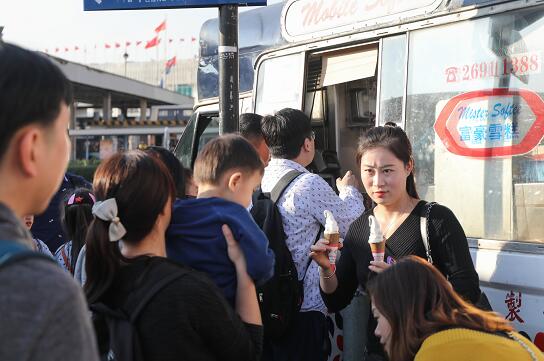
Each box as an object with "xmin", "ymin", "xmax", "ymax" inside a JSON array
[{"xmin": 84, "ymin": 150, "xmax": 263, "ymax": 361}]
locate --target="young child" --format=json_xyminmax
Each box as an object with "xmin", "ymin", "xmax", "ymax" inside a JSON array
[
  {"xmin": 166, "ymin": 134, "xmax": 275, "ymax": 305},
  {"xmin": 55, "ymin": 189, "xmax": 95, "ymax": 274},
  {"xmin": 22, "ymin": 215, "xmax": 54, "ymax": 258}
]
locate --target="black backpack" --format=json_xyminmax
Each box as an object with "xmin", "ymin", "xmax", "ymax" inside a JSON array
[
  {"xmin": 251, "ymin": 170, "xmax": 320, "ymax": 341},
  {"xmin": 90, "ymin": 259, "xmax": 189, "ymax": 361}
]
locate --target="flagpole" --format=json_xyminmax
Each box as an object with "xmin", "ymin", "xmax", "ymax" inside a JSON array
[
  {"xmin": 156, "ymin": 40, "xmax": 159, "ymax": 86},
  {"xmin": 164, "ymin": 16, "xmax": 168, "ymax": 89}
]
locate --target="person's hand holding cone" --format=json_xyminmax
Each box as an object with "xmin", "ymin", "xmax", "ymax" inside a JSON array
[
  {"xmin": 368, "ymin": 215, "xmax": 385, "ymax": 262},
  {"xmin": 324, "ymin": 210, "xmax": 340, "ymax": 268}
]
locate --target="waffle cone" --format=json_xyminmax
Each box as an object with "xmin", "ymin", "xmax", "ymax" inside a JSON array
[{"xmin": 325, "ymin": 232, "xmax": 340, "ymax": 247}]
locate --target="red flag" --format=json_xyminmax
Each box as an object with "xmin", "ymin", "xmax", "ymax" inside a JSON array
[
  {"xmin": 126, "ymin": 41, "xmax": 131, "ymax": 47},
  {"xmin": 165, "ymin": 56, "xmax": 177, "ymax": 74},
  {"xmin": 55, "ymin": 48, "xmax": 60, "ymax": 53},
  {"xmin": 74, "ymin": 46, "xmax": 79, "ymax": 51},
  {"xmin": 145, "ymin": 36, "xmax": 159, "ymax": 49},
  {"xmin": 166, "ymin": 56, "xmax": 177, "ymax": 68},
  {"xmin": 115, "ymin": 42, "xmax": 121, "ymax": 48},
  {"xmin": 105, "ymin": 43, "xmax": 111, "ymax": 49},
  {"xmin": 136, "ymin": 40, "xmax": 142, "ymax": 46},
  {"xmin": 155, "ymin": 20, "xmax": 166, "ymax": 33},
  {"xmin": 65, "ymin": 47, "xmax": 69, "ymax": 52},
  {"xmin": 191, "ymin": 36, "xmax": 197, "ymax": 43}
]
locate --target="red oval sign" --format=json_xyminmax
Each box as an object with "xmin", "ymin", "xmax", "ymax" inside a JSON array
[{"xmin": 434, "ymin": 88, "xmax": 544, "ymax": 157}]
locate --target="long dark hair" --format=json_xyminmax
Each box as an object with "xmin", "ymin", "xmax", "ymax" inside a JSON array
[
  {"xmin": 60, "ymin": 188, "xmax": 95, "ymax": 273},
  {"xmin": 367, "ymin": 256, "xmax": 512, "ymax": 361},
  {"xmin": 84, "ymin": 151, "xmax": 175, "ymax": 304},
  {"xmin": 356, "ymin": 122, "xmax": 419, "ymax": 198}
]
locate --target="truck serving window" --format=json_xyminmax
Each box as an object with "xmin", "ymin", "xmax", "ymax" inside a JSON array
[
  {"xmin": 406, "ymin": 8, "xmax": 544, "ymax": 243},
  {"xmin": 308, "ymin": 45, "xmax": 379, "ymax": 127}
]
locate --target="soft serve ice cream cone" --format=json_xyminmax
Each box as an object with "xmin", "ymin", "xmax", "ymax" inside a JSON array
[
  {"xmin": 368, "ymin": 215, "xmax": 385, "ymax": 262},
  {"xmin": 324, "ymin": 210, "xmax": 340, "ymax": 266}
]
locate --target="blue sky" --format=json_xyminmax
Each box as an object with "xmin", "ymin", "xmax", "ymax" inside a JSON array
[{"xmin": 0, "ymin": 0, "xmax": 283, "ymax": 63}]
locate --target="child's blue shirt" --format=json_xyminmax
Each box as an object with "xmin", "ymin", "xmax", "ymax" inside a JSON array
[{"xmin": 166, "ymin": 197, "xmax": 275, "ymax": 305}]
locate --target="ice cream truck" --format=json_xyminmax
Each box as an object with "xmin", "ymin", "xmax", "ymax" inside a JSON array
[{"xmin": 176, "ymin": 0, "xmax": 544, "ymax": 352}]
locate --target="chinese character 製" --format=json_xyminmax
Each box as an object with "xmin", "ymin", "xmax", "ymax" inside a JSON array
[{"xmin": 505, "ymin": 291, "xmax": 525, "ymax": 323}]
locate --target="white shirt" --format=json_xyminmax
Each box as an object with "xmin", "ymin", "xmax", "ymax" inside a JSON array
[{"xmin": 261, "ymin": 158, "xmax": 365, "ymax": 313}]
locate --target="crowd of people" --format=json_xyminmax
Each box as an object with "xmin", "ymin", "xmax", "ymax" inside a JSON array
[{"xmin": 1, "ymin": 42, "xmax": 543, "ymax": 361}]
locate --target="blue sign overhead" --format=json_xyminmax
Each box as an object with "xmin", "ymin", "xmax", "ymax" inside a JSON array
[{"xmin": 84, "ymin": 0, "xmax": 267, "ymax": 11}]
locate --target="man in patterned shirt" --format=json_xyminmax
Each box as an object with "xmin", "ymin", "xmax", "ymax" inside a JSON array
[{"xmin": 260, "ymin": 108, "xmax": 365, "ymax": 361}]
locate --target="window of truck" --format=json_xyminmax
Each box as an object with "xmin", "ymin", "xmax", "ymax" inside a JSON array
[
  {"xmin": 255, "ymin": 53, "xmax": 305, "ymax": 115},
  {"xmin": 378, "ymin": 35, "xmax": 407, "ymax": 126},
  {"xmin": 174, "ymin": 113, "xmax": 219, "ymax": 169},
  {"xmin": 406, "ymin": 7, "xmax": 544, "ymax": 243}
]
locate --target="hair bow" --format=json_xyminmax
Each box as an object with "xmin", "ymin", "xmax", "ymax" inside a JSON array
[{"xmin": 92, "ymin": 198, "xmax": 127, "ymax": 242}]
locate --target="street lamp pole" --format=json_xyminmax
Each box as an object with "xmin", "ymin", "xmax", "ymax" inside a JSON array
[{"xmin": 218, "ymin": 5, "xmax": 239, "ymax": 135}]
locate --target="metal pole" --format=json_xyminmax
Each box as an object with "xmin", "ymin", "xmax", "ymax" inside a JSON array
[
  {"xmin": 123, "ymin": 51, "xmax": 129, "ymax": 77},
  {"xmin": 218, "ymin": 5, "xmax": 239, "ymax": 135}
]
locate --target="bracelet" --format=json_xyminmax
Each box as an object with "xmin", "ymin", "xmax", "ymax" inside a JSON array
[{"xmin": 321, "ymin": 266, "xmax": 336, "ymax": 279}]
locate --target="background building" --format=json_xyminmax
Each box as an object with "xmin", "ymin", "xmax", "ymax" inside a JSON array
[{"xmin": 90, "ymin": 57, "xmax": 198, "ymax": 97}]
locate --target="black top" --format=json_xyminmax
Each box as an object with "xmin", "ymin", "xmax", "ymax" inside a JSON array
[
  {"xmin": 101, "ymin": 257, "xmax": 263, "ymax": 361},
  {"xmin": 321, "ymin": 201, "xmax": 481, "ymax": 312}
]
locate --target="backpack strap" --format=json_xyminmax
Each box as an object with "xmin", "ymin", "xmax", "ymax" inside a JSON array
[
  {"xmin": 124, "ymin": 260, "xmax": 191, "ymax": 323},
  {"xmin": 269, "ymin": 170, "xmax": 323, "ymax": 281},
  {"xmin": 0, "ymin": 240, "xmax": 56, "ymax": 270},
  {"xmin": 270, "ymin": 170, "xmax": 303, "ymax": 203}
]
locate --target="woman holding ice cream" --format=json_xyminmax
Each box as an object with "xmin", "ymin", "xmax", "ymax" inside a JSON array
[{"xmin": 309, "ymin": 123, "xmax": 481, "ymax": 357}]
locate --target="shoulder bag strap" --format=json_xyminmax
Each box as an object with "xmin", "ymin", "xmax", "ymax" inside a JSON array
[
  {"xmin": 420, "ymin": 202, "xmax": 437, "ymax": 264},
  {"xmin": 60, "ymin": 245, "xmax": 73, "ymax": 274}
]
